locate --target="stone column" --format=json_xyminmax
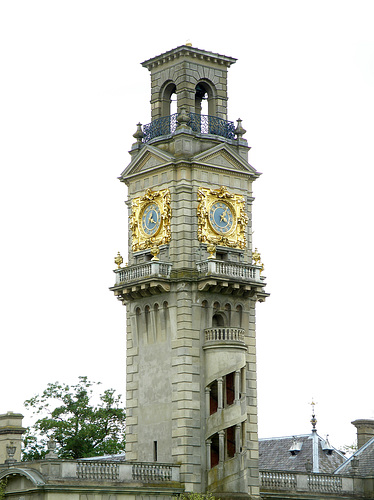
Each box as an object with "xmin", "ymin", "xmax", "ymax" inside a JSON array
[
  {"xmin": 0, "ymin": 412, "xmax": 25, "ymax": 464},
  {"xmin": 219, "ymin": 430, "xmax": 225, "ymax": 464},
  {"xmin": 217, "ymin": 378, "xmax": 223, "ymax": 410},
  {"xmin": 235, "ymin": 370, "xmax": 240, "ymax": 404},
  {"xmin": 235, "ymin": 424, "xmax": 241, "ymax": 454},
  {"xmin": 205, "ymin": 387, "xmax": 211, "ymax": 419},
  {"xmin": 206, "ymin": 439, "xmax": 211, "ymax": 470}
]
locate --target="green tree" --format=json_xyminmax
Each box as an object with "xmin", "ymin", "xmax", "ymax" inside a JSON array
[{"xmin": 22, "ymin": 376, "xmax": 126, "ymax": 460}]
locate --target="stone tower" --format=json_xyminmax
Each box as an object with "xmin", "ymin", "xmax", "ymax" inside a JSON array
[{"xmin": 111, "ymin": 45, "xmax": 268, "ymax": 498}]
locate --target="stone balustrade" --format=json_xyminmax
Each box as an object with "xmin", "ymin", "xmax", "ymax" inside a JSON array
[
  {"xmin": 205, "ymin": 327, "xmax": 245, "ymax": 343},
  {"xmin": 132, "ymin": 463, "xmax": 172, "ymax": 482},
  {"xmin": 197, "ymin": 260, "xmax": 262, "ymax": 282},
  {"xmin": 77, "ymin": 462, "xmax": 119, "ymax": 480},
  {"xmin": 260, "ymin": 471, "xmax": 359, "ymax": 495},
  {"xmin": 75, "ymin": 461, "xmax": 179, "ymax": 483},
  {"xmin": 114, "ymin": 262, "xmax": 172, "ymax": 285}
]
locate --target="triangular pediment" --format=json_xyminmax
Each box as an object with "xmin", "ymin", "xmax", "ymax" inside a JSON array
[
  {"xmin": 193, "ymin": 144, "xmax": 259, "ymax": 176},
  {"xmin": 120, "ymin": 145, "xmax": 175, "ymax": 180}
]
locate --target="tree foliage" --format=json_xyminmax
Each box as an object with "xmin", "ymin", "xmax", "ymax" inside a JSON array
[{"xmin": 22, "ymin": 376, "xmax": 126, "ymax": 461}]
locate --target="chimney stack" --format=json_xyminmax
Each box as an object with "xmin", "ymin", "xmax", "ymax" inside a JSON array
[
  {"xmin": 0, "ymin": 412, "xmax": 26, "ymax": 464},
  {"xmin": 352, "ymin": 419, "xmax": 374, "ymax": 449}
]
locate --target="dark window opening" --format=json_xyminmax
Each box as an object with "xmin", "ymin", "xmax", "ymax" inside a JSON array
[
  {"xmin": 227, "ymin": 426, "xmax": 236, "ymax": 458},
  {"xmin": 225, "ymin": 372, "xmax": 235, "ymax": 406},
  {"xmin": 212, "ymin": 314, "xmax": 225, "ymax": 327},
  {"xmin": 211, "ymin": 433, "xmax": 219, "ymax": 468},
  {"xmin": 210, "ymin": 381, "xmax": 218, "ymax": 415},
  {"xmin": 153, "ymin": 440, "xmax": 158, "ymax": 461}
]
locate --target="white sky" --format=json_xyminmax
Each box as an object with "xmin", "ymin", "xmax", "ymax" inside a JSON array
[{"xmin": 1, "ymin": 1, "xmax": 373, "ymax": 452}]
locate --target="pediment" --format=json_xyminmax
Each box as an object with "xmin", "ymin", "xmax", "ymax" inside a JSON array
[
  {"xmin": 193, "ymin": 144, "xmax": 259, "ymax": 176},
  {"xmin": 120, "ymin": 145, "xmax": 175, "ymax": 180}
]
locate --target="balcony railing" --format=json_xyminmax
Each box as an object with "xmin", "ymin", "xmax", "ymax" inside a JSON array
[
  {"xmin": 143, "ymin": 113, "xmax": 235, "ymax": 142},
  {"xmin": 205, "ymin": 327, "xmax": 245, "ymax": 343},
  {"xmin": 197, "ymin": 260, "xmax": 262, "ymax": 282},
  {"xmin": 113, "ymin": 262, "xmax": 172, "ymax": 285},
  {"xmin": 259, "ymin": 471, "xmax": 352, "ymax": 494}
]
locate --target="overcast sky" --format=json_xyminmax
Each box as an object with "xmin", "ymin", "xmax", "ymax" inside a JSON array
[{"xmin": 1, "ymin": 1, "xmax": 373, "ymax": 452}]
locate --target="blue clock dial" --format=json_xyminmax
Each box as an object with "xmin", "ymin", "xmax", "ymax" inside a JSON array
[
  {"xmin": 141, "ymin": 203, "xmax": 161, "ymax": 236},
  {"xmin": 209, "ymin": 201, "xmax": 234, "ymax": 234}
]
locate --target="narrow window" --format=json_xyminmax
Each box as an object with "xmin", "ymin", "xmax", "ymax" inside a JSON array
[
  {"xmin": 225, "ymin": 372, "xmax": 235, "ymax": 406},
  {"xmin": 226, "ymin": 426, "xmax": 236, "ymax": 458},
  {"xmin": 153, "ymin": 441, "xmax": 158, "ymax": 461},
  {"xmin": 210, "ymin": 380, "xmax": 218, "ymax": 415},
  {"xmin": 211, "ymin": 433, "xmax": 219, "ymax": 468}
]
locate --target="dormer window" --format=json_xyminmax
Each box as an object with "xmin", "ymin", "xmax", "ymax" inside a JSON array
[
  {"xmin": 289, "ymin": 438, "xmax": 302, "ymax": 455},
  {"xmin": 322, "ymin": 435, "xmax": 334, "ymax": 455}
]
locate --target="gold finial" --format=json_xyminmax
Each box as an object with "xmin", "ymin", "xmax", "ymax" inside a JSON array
[
  {"xmin": 252, "ymin": 248, "xmax": 261, "ymax": 266},
  {"xmin": 186, "ymin": 40, "xmax": 192, "ymax": 47},
  {"xmin": 207, "ymin": 243, "xmax": 216, "ymax": 259},
  {"xmin": 114, "ymin": 251, "xmax": 123, "ymax": 269},
  {"xmin": 150, "ymin": 245, "xmax": 160, "ymax": 261},
  {"xmin": 310, "ymin": 399, "xmax": 317, "ymax": 431}
]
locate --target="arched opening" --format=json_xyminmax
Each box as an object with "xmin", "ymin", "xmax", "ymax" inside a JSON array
[
  {"xmin": 161, "ymin": 82, "xmax": 177, "ymax": 117},
  {"xmin": 225, "ymin": 303, "xmax": 232, "ymax": 325},
  {"xmin": 194, "ymin": 81, "xmax": 215, "ymax": 116},
  {"xmin": 145, "ymin": 305, "xmax": 150, "ymax": 341},
  {"xmin": 212, "ymin": 313, "xmax": 225, "ymax": 327},
  {"xmin": 236, "ymin": 305, "xmax": 243, "ymax": 328}
]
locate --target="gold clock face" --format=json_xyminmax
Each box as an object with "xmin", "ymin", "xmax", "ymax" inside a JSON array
[
  {"xmin": 197, "ymin": 186, "xmax": 248, "ymax": 249},
  {"xmin": 130, "ymin": 188, "xmax": 171, "ymax": 252}
]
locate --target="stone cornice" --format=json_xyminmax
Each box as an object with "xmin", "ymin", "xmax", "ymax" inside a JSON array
[{"xmin": 141, "ymin": 45, "xmax": 237, "ymax": 70}]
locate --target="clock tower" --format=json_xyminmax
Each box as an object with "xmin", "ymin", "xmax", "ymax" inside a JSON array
[{"xmin": 111, "ymin": 45, "xmax": 268, "ymax": 498}]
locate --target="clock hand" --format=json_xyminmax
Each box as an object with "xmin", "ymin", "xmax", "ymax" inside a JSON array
[
  {"xmin": 220, "ymin": 208, "xmax": 228, "ymax": 222},
  {"xmin": 148, "ymin": 211, "xmax": 157, "ymax": 224}
]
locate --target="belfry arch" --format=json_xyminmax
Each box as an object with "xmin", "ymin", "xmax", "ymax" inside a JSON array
[
  {"xmin": 160, "ymin": 81, "xmax": 177, "ymax": 117},
  {"xmin": 195, "ymin": 80, "xmax": 216, "ymax": 117}
]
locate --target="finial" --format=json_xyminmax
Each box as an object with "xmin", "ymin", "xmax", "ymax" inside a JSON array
[
  {"xmin": 133, "ymin": 123, "xmax": 144, "ymax": 143},
  {"xmin": 234, "ymin": 118, "xmax": 246, "ymax": 139},
  {"xmin": 114, "ymin": 252, "xmax": 123, "ymax": 269},
  {"xmin": 310, "ymin": 399, "xmax": 317, "ymax": 432},
  {"xmin": 252, "ymin": 248, "xmax": 262, "ymax": 266},
  {"xmin": 150, "ymin": 245, "xmax": 160, "ymax": 261},
  {"xmin": 186, "ymin": 40, "xmax": 192, "ymax": 47},
  {"xmin": 207, "ymin": 243, "xmax": 216, "ymax": 259}
]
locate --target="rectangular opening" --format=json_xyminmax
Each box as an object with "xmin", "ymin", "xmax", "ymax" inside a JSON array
[
  {"xmin": 226, "ymin": 425, "xmax": 236, "ymax": 458},
  {"xmin": 225, "ymin": 372, "xmax": 235, "ymax": 406},
  {"xmin": 211, "ymin": 433, "xmax": 219, "ymax": 468},
  {"xmin": 210, "ymin": 381, "xmax": 218, "ymax": 415},
  {"xmin": 153, "ymin": 441, "xmax": 158, "ymax": 461}
]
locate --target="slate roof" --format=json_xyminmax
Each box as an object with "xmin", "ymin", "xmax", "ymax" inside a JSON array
[
  {"xmin": 334, "ymin": 436, "xmax": 374, "ymax": 476},
  {"xmin": 78, "ymin": 453, "xmax": 126, "ymax": 462},
  {"xmin": 259, "ymin": 432, "xmax": 346, "ymax": 474}
]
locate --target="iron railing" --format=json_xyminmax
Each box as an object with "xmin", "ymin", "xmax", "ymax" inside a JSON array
[{"xmin": 143, "ymin": 113, "xmax": 235, "ymax": 142}]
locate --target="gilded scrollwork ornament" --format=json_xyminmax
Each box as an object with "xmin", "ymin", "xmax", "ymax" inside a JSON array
[
  {"xmin": 197, "ymin": 186, "xmax": 248, "ymax": 249},
  {"xmin": 130, "ymin": 188, "xmax": 171, "ymax": 252}
]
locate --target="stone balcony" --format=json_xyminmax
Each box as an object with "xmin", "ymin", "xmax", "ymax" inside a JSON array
[
  {"xmin": 197, "ymin": 259, "xmax": 269, "ymax": 300},
  {"xmin": 110, "ymin": 259, "xmax": 269, "ymax": 301},
  {"xmin": 259, "ymin": 470, "xmax": 363, "ymax": 498},
  {"xmin": 0, "ymin": 460, "xmax": 182, "ymax": 497},
  {"xmin": 110, "ymin": 261, "xmax": 172, "ymax": 301}
]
